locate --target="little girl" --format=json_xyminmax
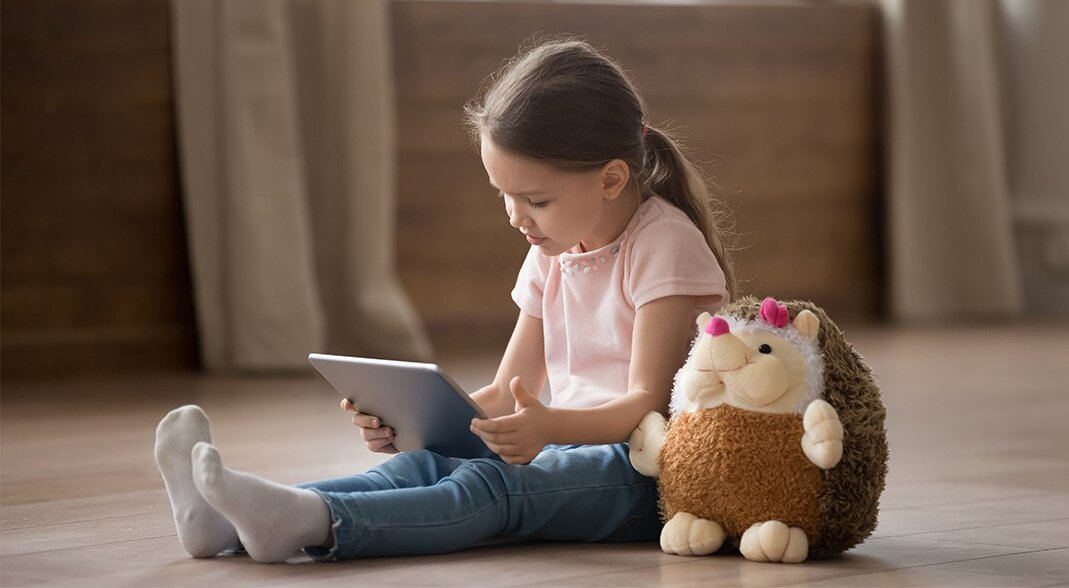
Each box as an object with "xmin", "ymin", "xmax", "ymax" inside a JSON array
[{"xmin": 154, "ymin": 38, "xmax": 736, "ymax": 563}]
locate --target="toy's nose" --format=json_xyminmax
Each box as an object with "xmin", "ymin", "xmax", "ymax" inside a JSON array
[
  {"xmin": 707, "ymin": 316, "xmax": 730, "ymax": 336},
  {"xmin": 712, "ymin": 331, "xmax": 750, "ymax": 372}
]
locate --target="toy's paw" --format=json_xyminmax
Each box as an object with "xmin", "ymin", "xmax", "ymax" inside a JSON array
[
  {"xmin": 660, "ymin": 512, "xmax": 725, "ymax": 556},
  {"xmin": 628, "ymin": 411, "xmax": 667, "ymax": 477},
  {"xmin": 801, "ymin": 399, "xmax": 843, "ymax": 470},
  {"xmin": 739, "ymin": 521, "xmax": 808, "ymax": 563}
]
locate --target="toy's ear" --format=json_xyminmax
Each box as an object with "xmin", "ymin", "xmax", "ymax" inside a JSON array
[
  {"xmin": 793, "ymin": 309, "xmax": 820, "ymax": 340},
  {"xmin": 696, "ymin": 312, "xmax": 712, "ymax": 329}
]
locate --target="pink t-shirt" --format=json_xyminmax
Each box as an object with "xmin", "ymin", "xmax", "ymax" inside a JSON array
[{"xmin": 511, "ymin": 196, "xmax": 728, "ymax": 409}]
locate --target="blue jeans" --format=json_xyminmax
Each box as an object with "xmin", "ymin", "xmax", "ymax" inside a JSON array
[{"xmin": 296, "ymin": 443, "xmax": 661, "ymax": 560}]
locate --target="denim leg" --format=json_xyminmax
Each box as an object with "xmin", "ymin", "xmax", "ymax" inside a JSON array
[
  {"xmin": 296, "ymin": 450, "xmax": 465, "ymax": 494},
  {"xmin": 304, "ymin": 443, "xmax": 660, "ymax": 560}
]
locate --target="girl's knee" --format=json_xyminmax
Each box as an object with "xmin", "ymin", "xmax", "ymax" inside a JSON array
[
  {"xmin": 392, "ymin": 449, "xmax": 439, "ymax": 467},
  {"xmin": 451, "ymin": 458, "xmax": 513, "ymax": 492},
  {"xmin": 368, "ymin": 450, "xmax": 466, "ymax": 487}
]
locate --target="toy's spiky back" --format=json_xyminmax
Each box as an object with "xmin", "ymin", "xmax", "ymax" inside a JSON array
[{"xmin": 723, "ymin": 297, "xmax": 888, "ymax": 558}]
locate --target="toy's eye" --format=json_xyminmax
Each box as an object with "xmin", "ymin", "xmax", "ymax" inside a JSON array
[{"xmin": 758, "ymin": 344, "xmax": 772, "ymax": 354}]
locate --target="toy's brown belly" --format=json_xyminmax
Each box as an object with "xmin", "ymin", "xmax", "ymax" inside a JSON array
[{"xmin": 659, "ymin": 404, "xmax": 822, "ymax": 541}]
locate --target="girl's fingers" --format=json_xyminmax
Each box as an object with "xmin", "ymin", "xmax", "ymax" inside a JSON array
[
  {"xmin": 361, "ymin": 426, "xmax": 394, "ymax": 442},
  {"xmin": 484, "ymin": 441, "xmax": 519, "ymax": 456},
  {"xmin": 339, "ymin": 399, "xmax": 383, "ymax": 430},
  {"xmin": 470, "ymin": 427, "xmax": 516, "ymax": 446},
  {"xmin": 351, "ymin": 412, "xmax": 382, "ymax": 428},
  {"xmin": 368, "ymin": 438, "xmax": 398, "ymax": 453},
  {"xmin": 475, "ymin": 431, "xmax": 506, "ymax": 445},
  {"xmin": 339, "ymin": 400, "xmax": 395, "ymax": 453},
  {"xmin": 471, "ymin": 418, "xmax": 517, "ymax": 435}
]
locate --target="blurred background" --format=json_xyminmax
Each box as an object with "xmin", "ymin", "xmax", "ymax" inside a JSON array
[{"xmin": 2, "ymin": 0, "xmax": 1066, "ymax": 382}]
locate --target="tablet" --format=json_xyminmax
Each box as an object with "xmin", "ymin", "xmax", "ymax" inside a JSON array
[{"xmin": 308, "ymin": 353, "xmax": 497, "ymax": 460}]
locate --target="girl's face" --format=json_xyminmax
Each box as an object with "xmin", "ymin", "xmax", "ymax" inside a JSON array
[{"xmin": 480, "ymin": 136, "xmax": 620, "ymax": 256}]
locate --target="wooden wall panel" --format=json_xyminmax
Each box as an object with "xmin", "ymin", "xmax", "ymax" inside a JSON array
[
  {"xmin": 1, "ymin": 0, "xmax": 197, "ymax": 380},
  {"xmin": 391, "ymin": 1, "xmax": 882, "ymax": 352},
  {"xmin": 1, "ymin": 0, "xmax": 881, "ymax": 378}
]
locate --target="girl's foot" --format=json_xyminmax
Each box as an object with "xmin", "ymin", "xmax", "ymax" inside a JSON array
[
  {"xmin": 154, "ymin": 405, "xmax": 240, "ymax": 557},
  {"xmin": 191, "ymin": 442, "xmax": 331, "ymax": 563}
]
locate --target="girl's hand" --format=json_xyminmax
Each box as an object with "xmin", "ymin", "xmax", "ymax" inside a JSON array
[
  {"xmin": 340, "ymin": 398, "xmax": 398, "ymax": 454},
  {"xmin": 470, "ymin": 377, "xmax": 552, "ymax": 465}
]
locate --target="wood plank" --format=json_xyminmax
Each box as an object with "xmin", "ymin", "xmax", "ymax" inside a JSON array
[
  {"xmin": 1, "ymin": 511, "xmax": 177, "ymax": 557},
  {"xmin": 1, "ymin": 490, "xmax": 165, "ymax": 532}
]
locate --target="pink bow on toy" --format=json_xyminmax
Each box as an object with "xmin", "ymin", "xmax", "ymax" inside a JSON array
[{"xmin": 760, "ymin": 297, "xmax": 790, "ymax": 328}]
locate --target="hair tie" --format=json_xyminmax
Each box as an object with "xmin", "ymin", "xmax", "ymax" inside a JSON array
[{"xmin": 641, "ymin": 122, "xmax": 650, "ymax": 139}]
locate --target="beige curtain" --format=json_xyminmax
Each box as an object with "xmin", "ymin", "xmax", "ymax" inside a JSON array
[
  {"xmin": 171, "ymin": 0, "xmax": 432, "ymax": 371},
  {"xmin": 880, "ymin": 0, "xmax": 1023, "ymax": 320},
  {"xmin": 999, "ymin": 0, "xmax": 1069, "ymax": 317}
]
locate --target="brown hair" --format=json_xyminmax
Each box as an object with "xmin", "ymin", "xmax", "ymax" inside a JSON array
[{"xmin": 465, "ymin": 38, "xmax": 737, "ymax": 299}]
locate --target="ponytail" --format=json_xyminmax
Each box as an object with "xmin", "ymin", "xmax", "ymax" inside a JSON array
[{"xmin": 639, "ymin": 125, "xmax": 738, "ymax": 301}]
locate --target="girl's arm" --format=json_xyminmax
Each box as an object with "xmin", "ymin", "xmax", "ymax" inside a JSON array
[
  {"xmin": 545, "ymin": 295, "xmax": 695, "ymax": 444},
  {"xmin": 469, "ymin": 310, "xmax": 547, "ymax": 419}
]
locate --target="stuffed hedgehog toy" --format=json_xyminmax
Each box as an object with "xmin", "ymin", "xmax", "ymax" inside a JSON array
[{"xmin": 629, "ymin": 296, "xmax": 887, "ymax": 563}]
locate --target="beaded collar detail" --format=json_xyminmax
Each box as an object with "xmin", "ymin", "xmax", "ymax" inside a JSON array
[
  {"xmin": 560, "ymin": 244, "xmax": 622, "ymax": 276},
  {"xmin": 556, "ymin": 199, "xmax": 654, "ymax": 277}
]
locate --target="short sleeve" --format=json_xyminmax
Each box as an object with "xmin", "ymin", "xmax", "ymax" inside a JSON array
[
  {"xmin": 627, "ymin": 219, "xmax": 727, "ymax": 311},
  {"xmin": 510, "ymin": 246, "xmax": 549, "ymax": 319}
]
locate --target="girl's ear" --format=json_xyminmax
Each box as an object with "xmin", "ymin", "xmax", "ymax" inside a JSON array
[{"xmin": 600, "ymin": 159, "xmax": 630, "ymax": 201}]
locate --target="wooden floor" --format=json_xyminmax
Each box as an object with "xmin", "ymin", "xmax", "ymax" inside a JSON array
[{"xmin": 2, "ymin": 324, "xmax": 1068, "ymax": 587}]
